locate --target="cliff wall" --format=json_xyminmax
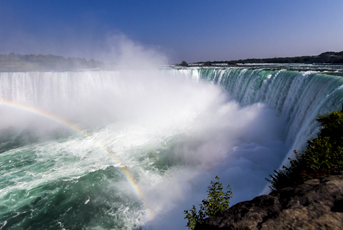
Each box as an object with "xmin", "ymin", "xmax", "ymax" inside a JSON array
[{"xmin": 195, "ymin": 172, "xmax": 343, "ymax": 230}]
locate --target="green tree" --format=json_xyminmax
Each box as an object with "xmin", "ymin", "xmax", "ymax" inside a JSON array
[
  {"xmin": 184, "ymin": 176, "xmax": 233, "ymax": 230},
  {"xmin": 266, "ymin": 111, "xmax": 343, "ymax": 191},
  {"xmin": 180, "ymin": 61, "xmax": 189, "ymax": 66}
]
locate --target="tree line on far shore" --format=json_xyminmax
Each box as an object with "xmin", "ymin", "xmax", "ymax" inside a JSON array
[{"xmin": 178, "ymin": 51, "xmax": 343, "ymax": 67}]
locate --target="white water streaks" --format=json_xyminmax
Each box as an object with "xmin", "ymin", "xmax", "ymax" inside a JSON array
[{"xmin": 182, "ymin": 67, "xmax": 343, "ymax": 150}]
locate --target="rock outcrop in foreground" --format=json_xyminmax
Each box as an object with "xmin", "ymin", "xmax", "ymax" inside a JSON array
[{"xmin": 195, "ymin": 172, "xmax": 343, "ymax": 230}]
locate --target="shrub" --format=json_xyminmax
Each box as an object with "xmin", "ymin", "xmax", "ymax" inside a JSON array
[
  {"xmin": 184, "ymin": 176, "xmax": 233, "ymax": 230},
  {"xmin": 180, "ymin": 61, "xmax": 189, "ymax": 66},
  {"xmin": 266, "ymin": 111, "xmax": 343, "ymax": 191}
]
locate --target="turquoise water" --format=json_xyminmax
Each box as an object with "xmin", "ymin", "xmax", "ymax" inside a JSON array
[{"xmin": 1, "ymin": 66, "xmax": 343, "ymax": 229}]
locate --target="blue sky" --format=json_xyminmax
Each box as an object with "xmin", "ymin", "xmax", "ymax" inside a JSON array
[{"xmin": 1, "ymin": 0, "xmax": 342, "ymax": 63}]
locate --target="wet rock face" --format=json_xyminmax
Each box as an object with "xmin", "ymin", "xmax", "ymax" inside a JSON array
[{"xmin": 195, "ymin": 173, "xmax": 343, "ymax": 230}]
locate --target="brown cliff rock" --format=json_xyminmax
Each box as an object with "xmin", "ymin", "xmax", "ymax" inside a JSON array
[{"xmin": 195, "ymin": 172, "xmax": 343, "ymax": 230}]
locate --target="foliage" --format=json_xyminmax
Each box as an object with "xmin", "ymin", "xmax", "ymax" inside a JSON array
[
  {"xmin": 227, "ymin": 61, "xmax": 237, "ymax": 65},
  {"xmin": 266, "ymin": 111, "xmax": 343, "ymax": 191},
  {"xmin": 184, "ymin": 176, "xmax": 233, "ymax": 229},
  {"xmin": 203, "ymin": 61, "xmax": 212, "ymax": 66},
  {"xmin": 226, "ymin": 51, "xmax": 343, "ymax": 64},
  {"xmin": 179, "ymin": 61, "xmax": 189, "ymax": 66}
]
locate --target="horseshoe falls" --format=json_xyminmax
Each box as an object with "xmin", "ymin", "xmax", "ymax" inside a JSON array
[{"xmin": 1, "ymin": 65, "xmax": 343, "ymax": 230}]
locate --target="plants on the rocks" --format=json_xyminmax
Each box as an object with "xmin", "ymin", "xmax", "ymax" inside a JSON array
[
  {"xmin": 266, "ymin": 111, "xmax": 343, "ymax": 191},
  {"xmin": 184, "ymin": 176, "xmax": 233, "ymax": 230}
]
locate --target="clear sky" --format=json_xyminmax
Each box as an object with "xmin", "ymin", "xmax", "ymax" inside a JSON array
[{"xmin": 1, "ymin": 0, "xmax": 343, "ymax": 63}]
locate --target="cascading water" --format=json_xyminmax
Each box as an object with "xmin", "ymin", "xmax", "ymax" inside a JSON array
[
  {"xmin": 178, "ymin": 67, "xmax": 343, "ymax": 164},
  {"xmin": 0, "ymin": 65, "xmax": 343, "ymax": 230}
]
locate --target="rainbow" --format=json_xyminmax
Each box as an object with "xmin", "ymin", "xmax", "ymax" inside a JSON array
[{"xmin": 0, "ymin": 99, "xmax": 153, "ymax": 219}]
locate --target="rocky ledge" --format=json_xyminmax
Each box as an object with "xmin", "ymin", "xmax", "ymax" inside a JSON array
[{"xmin": 195, "ymin": 172, "xmax": 343, "ymax": 230}]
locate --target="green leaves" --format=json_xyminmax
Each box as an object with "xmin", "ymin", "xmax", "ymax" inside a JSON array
[
  {"xmin": 266, "ymin": 111, "xmax": 343, "ymax": 191},
  {"xmin": 184, "ymin": 176, "xmax": 233, "ymax": 229},
  {"xmin": 184, "ymin": 205, "xmax": 199, "ymax": 229},
  {"xmin": 179, "ymin": 61, "xmax": 189, "ymax": 67}
]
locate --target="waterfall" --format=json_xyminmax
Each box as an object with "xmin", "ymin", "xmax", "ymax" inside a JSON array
[
  {"xmin": 1, "ymin": 68, "xmax": 343, "ymax": 176},
  {"xmin": 1, "ymin": 67, "xmax": 343, "ymax": 229},
  {"xmin": 176, "ymin": 67, "xmax": 343, "ymax": 165}
]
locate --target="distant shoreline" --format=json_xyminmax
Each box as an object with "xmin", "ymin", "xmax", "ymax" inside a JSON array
[
  {"xmin": 1, "ymin": 51, "xmax": 343, "ymax": 72},
  {"xmin": 193, "ymin": 51, "xmax": 343, "ymax": 66}
]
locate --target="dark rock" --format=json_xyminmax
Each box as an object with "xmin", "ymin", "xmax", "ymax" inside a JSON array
[{"xmin": 195, "ymin": 172, "xmax": 343, "ymax": 230}]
